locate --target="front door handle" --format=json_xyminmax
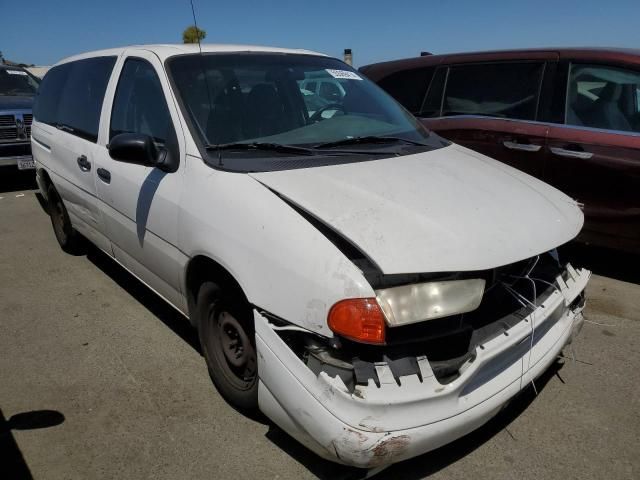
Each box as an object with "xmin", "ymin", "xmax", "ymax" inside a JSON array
[
  {"xmin": 549, "ymin": 147, "xmax": 593, "ymax": 159},
  {"xmin": 502, "ymin": 141, "xmax": 542, "ymax": 152},
  {"xmin": 76, "ymin": 155, "xmax": 91, "ymax": 171},
  {"xmin": 97, "ymin": 168, "xmax": 111, "ymax": 183}
]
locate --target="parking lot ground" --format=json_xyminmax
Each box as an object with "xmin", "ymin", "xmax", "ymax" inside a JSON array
[{"xmin": 1, "ymin": 173, "xmax": 639, "ymax": 479}]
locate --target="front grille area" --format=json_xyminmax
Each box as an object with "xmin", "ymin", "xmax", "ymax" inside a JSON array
[
  {"xmin": 0, "ymin": 112, "xmax": 32, "ymax": 144},
  {"xmin": 0, "ymin": 128, "xmax": 18, "ymax": 140},
  {"xmin": 0, "ymin": 115, "xmax": 14, "ymax": 127}
]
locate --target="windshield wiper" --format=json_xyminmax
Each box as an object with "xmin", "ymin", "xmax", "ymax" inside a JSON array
[
  {"xmin": 313, "ymin": 135, "xmax": 429, "ymax": 149},
  {"xmin": 204, "ymin": 142, "xmax": 316, "ymax": 156}
]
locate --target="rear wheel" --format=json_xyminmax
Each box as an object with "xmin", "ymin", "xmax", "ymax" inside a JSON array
[
  {"xmin": 196, "ymin": 281, "xmax": 258, "ymax": 411},
  {"xmin": 47, "ymin": 184, "xmax": 84, "ymax": 254}
]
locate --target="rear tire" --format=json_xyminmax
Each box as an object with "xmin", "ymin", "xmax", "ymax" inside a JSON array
[
  {"xmin": 47, "ymin": 184, "xmax": 84, "ymax": 254},
  {"xmin": 196, "ymin": 281, "xmax": 258, "ymax": 411}
]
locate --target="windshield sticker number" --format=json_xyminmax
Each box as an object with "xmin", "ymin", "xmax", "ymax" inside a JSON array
[
  {"xmin": 7, "ymin": 70, "xmax": 28, "ymax": 76},
  {"xmin": 325, "ymin": 69, "xmax": 363, "ymax": 81}
]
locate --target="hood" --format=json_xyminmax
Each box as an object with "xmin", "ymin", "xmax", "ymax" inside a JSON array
[
  {"xmin": 250, "ymin": 144, "xmax": 583, "ymax": 274},
  {"xmin": 0, "ymin": 95, "xmax": 34, "ymax": 111}
]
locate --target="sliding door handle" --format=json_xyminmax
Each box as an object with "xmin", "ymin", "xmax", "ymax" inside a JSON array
[
  {"xmin": 76, "ymin": 155, "xmax": 91, "ymax": 171},
  {"xmin": 549, "ymin": 147, "xmax": 593, "ymax": 159},
  {"xmin": 502, "ymin": 141, "xmax": 541, "ymax": 152}
]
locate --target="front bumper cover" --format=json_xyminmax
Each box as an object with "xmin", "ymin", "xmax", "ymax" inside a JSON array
[{"xmin": 256, "ymin": 266, "xmax": 590, "ymax": 468}]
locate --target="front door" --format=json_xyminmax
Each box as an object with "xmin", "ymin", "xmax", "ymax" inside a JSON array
[{"xmin": 94, "ymin": 49, "xmax": 188, "ymax": 312}]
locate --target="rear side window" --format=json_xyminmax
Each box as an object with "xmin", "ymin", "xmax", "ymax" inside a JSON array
[
  {"xmin": 110, "ymin": 58, "xmax": 173, "ymax": 144},
  {"xmin": 34, "ymin": 56, "xmax": 116, "ymax": 142},
  {"xmin": 566, "ymin": 64, "xmax": 640, "ymax": 133},
  {"xmin": 34, "ymin": 64, "xmax": 70, "ymax": 125},
  {"xmin": 377, "ymin": 67, "xmax": 434, "ymax": 113},
  {"xmin": 442, "ymin": 62, "xmax": 544, "ymax": 120}
]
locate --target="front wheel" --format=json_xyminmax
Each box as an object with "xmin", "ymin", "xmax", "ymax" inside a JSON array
[{"xmin": 196, "ymin": 281, "xmax": 258, "ymax": 411}]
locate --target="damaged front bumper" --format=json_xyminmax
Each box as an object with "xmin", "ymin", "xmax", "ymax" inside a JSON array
[{"xmin": 255, "ymin": 266, "xmax": 590, "ymax": 468}]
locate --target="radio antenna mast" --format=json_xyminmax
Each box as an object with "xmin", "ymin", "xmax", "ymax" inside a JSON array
[
  {"xmin": 189, "ymin": 0, "xmax": 204, "ymax": 56},
  {"xmin": 189, "ymin": 0, "xmax": 219, "ymax": 163}
]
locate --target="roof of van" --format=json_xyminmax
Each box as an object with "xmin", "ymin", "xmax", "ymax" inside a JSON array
[
  {"xmin": 360, "ymin": 47, "xmax": 640, "ymax": 78},
  {"xmin": 54, "ymin": 44, "xmax": 327, "ymax": 67}
]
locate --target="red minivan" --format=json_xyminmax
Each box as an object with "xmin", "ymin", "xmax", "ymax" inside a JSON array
[{"xmin": 361, "ymin": 48, "xmax": 640, "ymax": 253}]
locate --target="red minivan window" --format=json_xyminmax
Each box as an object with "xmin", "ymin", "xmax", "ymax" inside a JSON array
[
  {"xmin": 565, "ymin": 63, "xmax": 640, "ymax": 132},
  {"xmin": 441, "ymin": 62, "xmax": 545, "ymax": 120}
]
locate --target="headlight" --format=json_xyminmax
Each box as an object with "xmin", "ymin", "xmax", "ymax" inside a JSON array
[{"xmin": 375, "ymin": 278, "xmax": 486, "ymax": 327}]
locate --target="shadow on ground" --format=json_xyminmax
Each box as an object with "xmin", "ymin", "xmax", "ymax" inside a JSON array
[
  {"xmin": 85, "ymin": 246, "xmax": 201, "ymax": 354},
  {"xmin": 0, "ymin": 168, "xmax": 37, "ymax": 194},
  {"xmin": 0, "ymin": 408, "xmax": 65, "ymax": 480},
  {"xmin": 560, "ymin": 243, "xmax": 640, "ymax": 285}
]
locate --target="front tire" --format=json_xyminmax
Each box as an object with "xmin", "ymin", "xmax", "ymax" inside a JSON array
[
  {"xmin": 196, "ymin": 281, "xmax": 258, "ymax": 411},
  {"xmin": 47, "ymin": 184, "xmax": 84, "ymax": 255}
]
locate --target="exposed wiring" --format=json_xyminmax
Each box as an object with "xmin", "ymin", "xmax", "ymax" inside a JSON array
[{"xmin": 501, "ymin": 255, "xmax": 540, "ymax": 395}]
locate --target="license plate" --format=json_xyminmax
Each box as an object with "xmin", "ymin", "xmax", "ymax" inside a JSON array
[{"xmin": 17, "ymin": 157, "xmax": 35, "ymax": 170}]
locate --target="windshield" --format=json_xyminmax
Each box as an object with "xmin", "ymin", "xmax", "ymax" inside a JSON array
[
  {"xmin": 0, "ymin": 68, "xmax": 40, "ymax": 96},
  {"xmin": 167, "ymin": 53, "xmax": 444, "ymax": 171}
]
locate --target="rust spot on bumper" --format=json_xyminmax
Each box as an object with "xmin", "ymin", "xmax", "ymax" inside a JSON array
[{"xmin": 372, "ymin": 435, "xmax": 410, "ymax": 461}]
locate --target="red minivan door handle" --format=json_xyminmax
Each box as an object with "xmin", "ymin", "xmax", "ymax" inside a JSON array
[
  {"xmin": 503, "ymin": 140, "xmax": 542, "ymax": 152},
  {"xmin": 549, "ymin": 146, "xmax": 593, "ymax": 159}
]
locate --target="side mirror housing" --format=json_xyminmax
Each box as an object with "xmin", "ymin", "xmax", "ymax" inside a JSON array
[{"xmin": 108, "ymin": 133, "xmax": 177, "ymax": 172}]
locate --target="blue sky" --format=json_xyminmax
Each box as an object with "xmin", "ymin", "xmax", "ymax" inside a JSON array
[{"xmin": 2, "ymin": 0, "xmax": 639, "ymax": 67}]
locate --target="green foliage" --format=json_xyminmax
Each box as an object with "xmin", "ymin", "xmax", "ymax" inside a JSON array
[{"xmin": 182, "ymin": 25, "xmax": 207, "ymax": 44}]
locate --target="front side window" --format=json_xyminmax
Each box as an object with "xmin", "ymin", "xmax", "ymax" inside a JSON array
[
  {"xmin": 167, "ymin": 53, "xmax": 442, "ymax": 172},
  {"xmin": 442, "ymin": 62, "xmax": 544, "ymax": 120},
  {"xmin": 566, "ymin": 64, "xmax": 640, "ymax": 132},
  {"xmin": 110, "ymin": 58, "xmax": 173, "ymax": 144},
  {"xmin": 0, "ymin": 68, "xmax": 40, "ymax": 96}
]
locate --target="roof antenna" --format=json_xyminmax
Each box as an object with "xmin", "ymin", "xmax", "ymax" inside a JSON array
[
  {"xmin": 189, "ymin": 0, "xmax": 220, "ymax": 165},
  {"xmin": 189, "ymin": 0, "xmax": 204, "ymax": 57}
]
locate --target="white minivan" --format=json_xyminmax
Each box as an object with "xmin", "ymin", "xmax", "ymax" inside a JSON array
[{"xmin": 32, "ymin": 44, "xmax": 590, "ymax": 469}]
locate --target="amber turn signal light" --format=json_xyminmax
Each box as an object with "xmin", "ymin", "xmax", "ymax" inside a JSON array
[{"xmin": 328, "ymin": 298, "xmax": 386, "ymax": 344}]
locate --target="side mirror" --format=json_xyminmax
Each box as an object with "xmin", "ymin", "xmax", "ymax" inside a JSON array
[
  {"xmin": 108, "ymin": 133, "xmax": 163, "ymax": 167},
  {"xmin": 108, "ymin": 133, "xmax": 176, "ymax": 171}
]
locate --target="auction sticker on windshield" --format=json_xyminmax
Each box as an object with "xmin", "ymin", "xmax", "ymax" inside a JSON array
[{"xmin": 325, "ymin": 69, "xmax": 363, "ymax": 80}]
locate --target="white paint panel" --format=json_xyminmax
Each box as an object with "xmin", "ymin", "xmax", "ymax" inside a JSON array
[{"xmin": 250, "ymin": 144, "xmax": 584, "ymax": 274}]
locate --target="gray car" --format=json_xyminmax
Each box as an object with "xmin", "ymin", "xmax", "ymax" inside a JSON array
[{"xmin": 0, "ymin": 64, "xmax": 40, "ymax": 170}]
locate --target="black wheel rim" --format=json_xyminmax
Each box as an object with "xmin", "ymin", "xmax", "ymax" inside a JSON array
[{"xmin": 205, "ymin": 305, "xmax": 257, "ymax": 391}]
